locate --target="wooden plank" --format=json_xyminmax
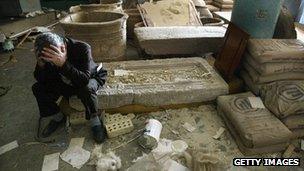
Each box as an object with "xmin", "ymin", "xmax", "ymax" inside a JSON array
[
  {"xmin": 137, "ymin": 4, "xmax": 148, "ymax": 27},
  {"xmin": 214, "ymin": 23, "xmax": 249, "ymax": 81}
]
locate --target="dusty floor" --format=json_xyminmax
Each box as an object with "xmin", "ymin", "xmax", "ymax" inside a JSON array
[{"xmin": 1, "ymin": 34, "xmax": 304, "ymax": 171}]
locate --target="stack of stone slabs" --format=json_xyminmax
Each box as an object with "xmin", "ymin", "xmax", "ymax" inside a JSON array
[
  {"xmin": 96, "ymin": 57, "xmax": 228, "ymax": 109},
  {"xmin": 260, "ymin": 81, "xmax": 304, "ymax": 139},
  {"xmin": 134, "ymin": 26, "xmax": 226, "ymax": 56},
  {"xmin": 217, "ymin": 92, "xmax": 292, "ymax": 155}
]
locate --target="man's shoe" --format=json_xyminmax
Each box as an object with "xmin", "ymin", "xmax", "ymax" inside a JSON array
[
  {"xmin": 41, "ymin": 118, "xmax": 66, "ymax": 138},
  {"xmin": 91, "ymin": 125, "xmax": 106, "ymax": 143}
]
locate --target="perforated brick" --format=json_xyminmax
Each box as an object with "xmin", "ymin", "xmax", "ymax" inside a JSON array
[
  {"xmin": 105, "ymin": 119, "xmax": 134, "ymax": 138},
  {"xmin": 103, "ymin": 113, "xmax": 129, "ymax": 124},
  {"xmin": 69, "ymin": 112, "xmax": 86, "ymax": 125}
]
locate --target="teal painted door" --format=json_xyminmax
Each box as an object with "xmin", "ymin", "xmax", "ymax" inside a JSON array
[{"xmin": 231, "ymin": 0, "xmax": 283, "ymax": 38}]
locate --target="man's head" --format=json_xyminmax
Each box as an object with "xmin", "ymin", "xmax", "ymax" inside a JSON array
[{"xmin": 34, "ymin": 32, "xmax": 65, "ymax": 58}]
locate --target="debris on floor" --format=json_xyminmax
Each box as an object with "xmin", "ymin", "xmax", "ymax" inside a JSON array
[
  {"xmin": 129, "ymin": 138, "xmax": 190, "ymax": 171},
  {"xmin": 0, "ymin": 140, "xmax": 18, "ymax": 156},
  {"xmin": 212, "ymin": 127, "xmax": 225, "ymax": 140},
  {"xmin": 69, "ymin": 137, "xmax": 85, "ymax": 148},
  {"xmin": 89, "ymin": 145, "xmax": 122, "ymax": 171},
  {"xmin": 60, "ymin": 138, "xmax": 91, "ymax": 169},
  {"xmin": 191, "ymin": 150, "xmax": 224, "ymax": 171},
  {"xmin": 182, "ymin": 122, "xmax": 196, "ymax": 133},
  {"xmin": 282, "ymin": 144, "xmax": 296, "ymax": 158},
  {"xmin": 41, "ymin": 152, "xmax": 60, "ymax": 171}
]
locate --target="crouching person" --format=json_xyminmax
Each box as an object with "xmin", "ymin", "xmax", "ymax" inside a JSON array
[{"xmin": 32, "ymin": 32, "xmax": 107, "ymax": 143}]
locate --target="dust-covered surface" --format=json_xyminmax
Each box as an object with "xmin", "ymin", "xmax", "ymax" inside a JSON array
[
  {"xmin": 97, "ymin": 58, "xmax": 229, "ymax": 109},
  {"xmin": 100, "ymin": 104, "xmax": 244, "ymax": 169},
  {"xmin": 140, "ymin": 0, "xmax": 199, "ymax": 26},
  {"xmin": 135, "ymin": 26, "xmax": 226, "ymax": 40},
  {"xmin": 106, "ymin": 64, "xmax": 212, "ymax": 85},
  {"xmin": 134, "ymin": 26, "xmax": 226, "ymax": 55},
  {"xmin": 100, "ymin": 105, "xmax": 304, "ymax": 170}
]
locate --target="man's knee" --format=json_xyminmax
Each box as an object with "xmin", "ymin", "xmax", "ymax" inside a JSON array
[{"xmin": 78, "ymin": 81, "xmax": 98, "ymax": 97}]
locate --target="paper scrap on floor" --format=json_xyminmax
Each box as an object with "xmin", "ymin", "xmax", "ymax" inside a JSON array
[
  {"xmin": 0, "ymin": 140, "xmax": 18, "ymax": 155},
  {"xmin": 42, "ymin": 153, "xmax": 60, "ymax": 171},
  {"xmin": 152, "ymin": 139, "xmax": 173, "ymax": 160},
  {"xmin": 182, "ymin": 122, "xmax": 196, "ymax": 132},
  {"xmin": 212, "ymin": 127, "xmax": 225, "ymax": 140},
  {"xmin": 60, "ymin": 147, "xmax": 91, "ymax": 169},
  {"xmin": 128, "ymin": 138, "xmax": 189, "ymax": 171},
  {"xmin": 162, "ymin": 159, "xmax": 190, "ymax": 171},
  {"xmin": 60, "ymin": 137, "xmax": 90, "ymax": 169},
  {"xmin": 247, "ymin": 97, "xmax": 265, "ymax": 109},
  {"xmin": 69, "ymin": 137, "xmax": 85, "ymax": 148}
]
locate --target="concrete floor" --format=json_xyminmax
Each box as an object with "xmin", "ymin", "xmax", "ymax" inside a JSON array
[{"xmin": 1, "ymin": 33, "xmax": 304, "ymax": 171}]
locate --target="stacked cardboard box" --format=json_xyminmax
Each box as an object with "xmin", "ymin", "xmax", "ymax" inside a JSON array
[
  {"xmin": 212, "ymin": 0, "xmax": 234, "ymax": 10},
  {"xmin": 241, "ymin": 39, "xmax": 304, "ymax": 95},
  {"xmin": 260, "ymin": 81, "xmax": 304, "ymax": 139},
  {"xmin": 217, "ymin": 92, "xmax": 292, "ymax": 155},
  {"xmin": 240, "ymin": 39, "xmax": 304, "ymax": 139}
]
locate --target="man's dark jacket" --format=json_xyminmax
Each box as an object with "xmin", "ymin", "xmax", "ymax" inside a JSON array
[{"xmin": 34, "ymin": 38, "xmax": 107, "ymax": 88}]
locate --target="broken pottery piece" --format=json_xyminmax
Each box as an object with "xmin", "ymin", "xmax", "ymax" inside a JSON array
[
  {"xmin": 182, "ymin": 122, "xmax": 196, "ymax": 132},
  {"xmin": 212, "ymin": 127, "xmax": 225, "ymax": 140},
  {"xmin": 171, "ymin": 140, "xmax": 188, "ymax": 154}
]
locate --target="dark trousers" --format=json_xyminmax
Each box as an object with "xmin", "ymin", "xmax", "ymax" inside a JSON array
[{"xmin": 32, "ymin": 79, "xmax": 100, "ymax": 120}]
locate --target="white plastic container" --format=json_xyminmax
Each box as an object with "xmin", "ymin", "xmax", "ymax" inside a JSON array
[{"xmin": 138, "ymin": 119, "xmax": 162, "ymax": 149}]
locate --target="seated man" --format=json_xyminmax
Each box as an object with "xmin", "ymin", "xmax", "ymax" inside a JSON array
[{"xmin": 32, "ymin": 32, "xmax": 107, "ymax": 143}]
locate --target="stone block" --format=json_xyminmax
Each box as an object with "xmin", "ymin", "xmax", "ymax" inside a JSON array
[
  {"xmin": 134, "ymin": 26, "xmax": 226, "ymax": 55},
  {"xmin": 98, "ymin": 57, "xmax": 228, "ymax": 109}
]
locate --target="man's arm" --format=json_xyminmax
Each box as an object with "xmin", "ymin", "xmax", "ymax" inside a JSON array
[
  {"xmin": 34, "ymin": 64, "xmax": 47, "ymax": 83},
  {"xmin": 34, "ymin": 62, "xmax": 61, "ymax": 84},
  {"xmin": 58, "ymin": 44, "xmax": 91, "ymax": 88}
]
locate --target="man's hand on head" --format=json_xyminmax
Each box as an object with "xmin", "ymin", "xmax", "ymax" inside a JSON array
[{"xmin": 41, "ymin": 44, "xmax": 67, "ymax": 67}]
